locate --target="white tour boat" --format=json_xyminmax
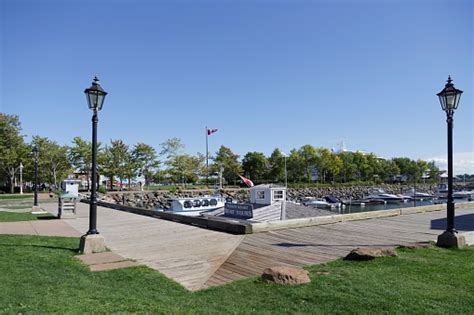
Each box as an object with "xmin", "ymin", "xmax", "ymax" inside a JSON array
[{"xmin": 159, "ymin": 195, "xmax": 226, "ymax": 216}]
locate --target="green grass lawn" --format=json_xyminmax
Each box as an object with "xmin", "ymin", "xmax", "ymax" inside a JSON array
[
  {"xmin": 0, "ymin": 194, "xmax": 32, "ymax": 200},
  {"xmin": 0, "ymin": 235, "xmax": 473, "ymax": 314},
  {"xmin": 0, "ymin": 205, "xmax": 32, "ymax": 210},
  {"xmin": 0, "ymin": 211, "xmax": 56, "ymax": 222}
]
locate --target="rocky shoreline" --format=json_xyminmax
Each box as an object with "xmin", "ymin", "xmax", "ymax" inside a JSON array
[{"xmin": 96, "ymin": 184, "xmax": 441, "ymax": 210}]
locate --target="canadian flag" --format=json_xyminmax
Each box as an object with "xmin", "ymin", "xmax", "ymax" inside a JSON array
[
  {"xmin": 238, "ymin": 175, "xmax": 254, "ymax": 187},
  {"xmin": 207, "ymin": 128, "xmax": 218, "ymax": 135}
]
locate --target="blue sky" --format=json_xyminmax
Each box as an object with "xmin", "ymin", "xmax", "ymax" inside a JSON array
[{"xmin": 1, "ymin": 0, "xmax": 473, "ymax": 173}]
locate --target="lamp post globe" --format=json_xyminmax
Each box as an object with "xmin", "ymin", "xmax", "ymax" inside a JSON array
[
  {"xmin": 436, "ymin": 76, "xmax": 463, "ymax": 248},
  {"xmin": 437, "ymin": 76, "xmax": 463, "ymax": 116},
  {"xmin": 84, "ymin": 76, "xmax": 107, "ymax": 111},
  {"xmin": 84, "ymin": 76, "xmax": 107, "ymax": 236}
]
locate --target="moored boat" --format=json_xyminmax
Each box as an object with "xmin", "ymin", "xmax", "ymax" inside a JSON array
[
  {"xmin": 365, "ymin": 188, "xmax": 405, "ymax": 203},
  {"xmin": 157, "ymin": 195, "xmax": 226, "ymax": 216},
  {"xmin": 435, "ymin": 183, "xmax": 474, "ymax": 199},
  {"xmin": 302, "ymin": 196, "xmax": 342, "ymax": 209},
  {"xmin": 403, "ymin": 188, "xmax": 435, "ymax": 200}
]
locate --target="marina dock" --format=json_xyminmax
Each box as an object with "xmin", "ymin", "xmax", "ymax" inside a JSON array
[{"xmin": 16, "ymin": 202, "xmax": 474, "ymax": 291}]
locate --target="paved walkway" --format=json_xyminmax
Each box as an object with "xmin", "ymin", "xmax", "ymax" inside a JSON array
[
  {"xmin": 0, "ymin": 220, "xmax": 81, "ymax": 237},
  {"xmin": 1, "ymin": 202, "xmax": 473, "ymax": 291}
]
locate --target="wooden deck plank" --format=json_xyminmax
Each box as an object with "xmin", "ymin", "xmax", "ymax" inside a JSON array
[
  {"xmin": 41, "ymin": 202, "xmax": 245, "ymax": 291},
  {"xmin": 205, "ymin": 207, "xmax": 474, "ymax": 288},
  {"xmin": 41, "ymin": 202, "xmax": 474, "ymax": 291}
]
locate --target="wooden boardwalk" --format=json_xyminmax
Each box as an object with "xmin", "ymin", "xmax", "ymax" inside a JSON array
[
  {"xmin": 41, "ymin": 202, "xmax": 244, "ymax": 291},
  {"xmin": 203, "ymin": 208, "xmax": 474, "ymax": 288},
  {"xmin": 39, "ymin": 202, "xmax": 474, "ymax": 291}
]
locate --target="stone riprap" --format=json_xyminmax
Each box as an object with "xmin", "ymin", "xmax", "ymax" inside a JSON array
[
  {"xmin": 96, "ymin": 189, "xmax": 249, "ymax": 210},
  {"xmin": 90, "ymin": 184, "xmax": 439, "ymax": 210}
]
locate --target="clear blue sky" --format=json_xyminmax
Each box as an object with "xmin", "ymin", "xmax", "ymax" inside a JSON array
[{"xmin": 1, "ymin": 0, "xmax": 473, "ymax": 173}]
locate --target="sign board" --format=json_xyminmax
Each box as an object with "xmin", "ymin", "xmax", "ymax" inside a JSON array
[{"xmin": 224, "ymin": 203, "xmax": 253, "ymax": 219}]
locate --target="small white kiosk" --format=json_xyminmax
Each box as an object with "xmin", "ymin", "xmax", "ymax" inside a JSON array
[
  {"xmin": 250, "ymin": 184, "xmax": 286, "ymax": 205},
  {"xmin": 61, "ymin": 179, "xmax": 81, "ymax": 197},
  {"xmin": 224, "ymin": 184, "xmax": 287, "ymax": 221}
]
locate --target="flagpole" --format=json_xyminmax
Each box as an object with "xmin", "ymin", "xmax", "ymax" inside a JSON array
[{"xmin": 205, "ymin": 126, "xmax": 209, "ymax": 186}]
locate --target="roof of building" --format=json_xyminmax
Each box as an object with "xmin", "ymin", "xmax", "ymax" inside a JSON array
[{"xmin": 251, "ymin": 184, "xmax": 286, "ymax": 189}]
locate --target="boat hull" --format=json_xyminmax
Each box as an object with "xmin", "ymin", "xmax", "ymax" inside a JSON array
[{"xmin": 160, "ymin": 206, "xmax": 223, "ymax": 216}]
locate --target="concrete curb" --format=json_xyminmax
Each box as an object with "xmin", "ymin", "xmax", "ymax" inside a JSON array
[
  {"xmin": 251, "ymin": 202, "xmax": 474, "ymax": 233},
  {"xmin": 81, "ymin": 200, "xmax": 252, "ymax": 234}
]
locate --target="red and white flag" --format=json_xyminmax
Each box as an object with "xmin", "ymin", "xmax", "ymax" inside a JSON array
[
  {"xmin": 207, "ymin": 128, "xmax": 218, "ymax": 135},
  {"xmin": 238, "ymin": 175, "xmax": 254, "ymax": 187}
]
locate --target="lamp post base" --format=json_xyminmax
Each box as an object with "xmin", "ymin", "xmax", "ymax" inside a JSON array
[
  {"xmin": 79, "ymin": 234, "xmax": 107, "ymax": 254},
  {"xmin": 437, "ymin": 231, "xmax": 465, "ymax": 249}
]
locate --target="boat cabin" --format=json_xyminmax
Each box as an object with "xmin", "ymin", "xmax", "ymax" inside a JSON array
[{"xmin": 250, "ymin": 184, "xmax": 286, "ymax": 206}]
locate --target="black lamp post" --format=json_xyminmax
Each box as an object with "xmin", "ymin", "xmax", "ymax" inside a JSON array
[
  {"xmin": 32, "ymin": 146, "xmax": 39, "ymax": 207},
  {"xmin": 436, "ymin": 76, "xmax": 463, "ymax": 247},
  {"xmin": 84, "ymin": 76, "xmax": 107, "ymax": 235}
]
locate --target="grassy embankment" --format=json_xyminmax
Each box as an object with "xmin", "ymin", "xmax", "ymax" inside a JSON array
[
  {"xmin": 0, "ymin": 211, "xmax": 56, "ymax": 222},
  {"xmin": 0, "ymin": 235, "xmax": 472, "ymax": 314},
  {"xmin": 0, "ymin": 194, "xmax": 32, "ymax": 200}
]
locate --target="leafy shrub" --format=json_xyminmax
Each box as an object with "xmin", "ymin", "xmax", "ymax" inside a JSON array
[{"xmin": 97, "ymin": 186, "xmax": 107, "ymax": 194}]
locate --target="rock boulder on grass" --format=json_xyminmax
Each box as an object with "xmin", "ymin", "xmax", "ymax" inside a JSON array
[
  {"xmin": 398, "ymin": 242, "xmax": 432, "ymax": 250},
  {"xmin": 344, "ymin": 247, "xmax": 397, "ymax": 261},
  {"xmin": 261, "ymin": 266, "xmax": 311, "ymax": 285}
]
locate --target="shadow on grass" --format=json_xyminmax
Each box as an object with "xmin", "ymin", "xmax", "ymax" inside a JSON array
[{"xmin": 0, "ymin": 242, "xmax": 79, "ymax": 253}]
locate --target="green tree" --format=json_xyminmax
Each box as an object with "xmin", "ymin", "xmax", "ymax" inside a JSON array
[
  {"xmin": 68, "ymin": 137, "xmax": 103, "ymax": 191},
  {"xmin": 0, "ymin": 114, "xmax": 28, "ymax": 193},
  {"xmin": 268, "ymin": 148, "xmax": 285, "ymax": 182},
  {"xmin": 393, "ymin": 157, "xmax": 418, "ymax": 180},
  {"xmin": 316, "ymin": 148, "xmax": 334, "ymax": 183},
  {"xmin": 213, "ymin": 146, "xmax": 242, "ymax": 185},
  {"xmin": 287, "ymin": 149, "xmax": 306, "ymax": 183},
  {"xmin": 338, "ymin": 151, "xmax": 358, "ymax": 182},
  {"xmin": 102, "ymin": 140, "xmax": 129, "ymax": 190},
  {"xmin": 299, "ymin": 145, "xmax": 319, "ymax": 183},
  {"xmin": 31, "ymin": 136, "xmax": 71, "ymax": 188},
  {"xmin": 352, "ymin": 152, "xmax": 370, "ymax": 181},
  {"xmin": 160, "ymin": 138, "xmax": 184, "ymax": 162},
  {"xmin": 328, "ymin": 155, "xmax": 343, "ymax": 182},
  {"xmin": 168, "ymin": 153, "xmax": 205, "ymax": 185},
  {"xmin": 124, "ymin": 150, "xmax": 138, "ymax": 190},
  {"xmin": 132, "ymin": 143, "xmax": 160, "ymax": 187},
  {"xmin": 242, "ymin": 152, "xmax": 269, "ymax": 183},
  {"xmin": 378, "ymin": 158, "xmax": 400, "ymax": 181},
  {"xmin": 160, "ymin": 138, "xmax": 185, "ymax": 186},
  {"xmin": 426, "ymin": 161, "xmax": 440, "ymax": 182}
]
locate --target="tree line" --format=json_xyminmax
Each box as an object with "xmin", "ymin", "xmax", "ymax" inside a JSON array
[{"xmin": 1, "ymin": 113, "xmax": 441, "ymax": 193}]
